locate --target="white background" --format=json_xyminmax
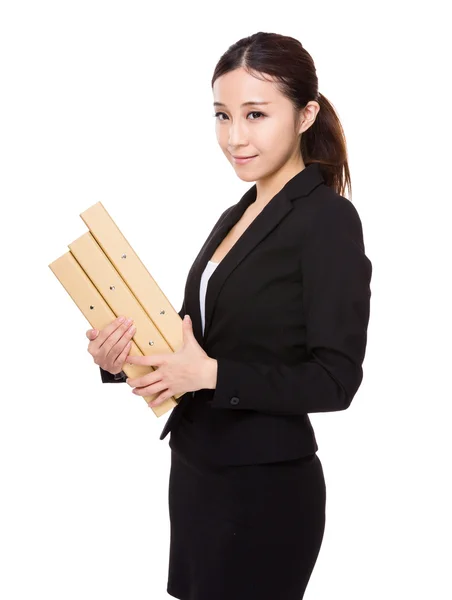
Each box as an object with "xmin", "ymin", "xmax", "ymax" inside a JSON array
[{"xmin": 1, "ymin": 1, "xmax": 451, "ymax": 598}]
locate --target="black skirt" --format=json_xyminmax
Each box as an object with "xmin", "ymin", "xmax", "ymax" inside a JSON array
[{"xmin": 166, "ymin": 447, "xmax": 326, "ymax": 600}]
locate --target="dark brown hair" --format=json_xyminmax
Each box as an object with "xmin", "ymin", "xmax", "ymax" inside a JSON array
[{"xmin": 211, "ymin": 32, "xmax": 352, "ymax": 199}]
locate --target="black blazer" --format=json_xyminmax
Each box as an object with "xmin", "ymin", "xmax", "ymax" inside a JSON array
[{"xmin": 101, "ymin": 163, "xmax": 372, "ymax": 466}]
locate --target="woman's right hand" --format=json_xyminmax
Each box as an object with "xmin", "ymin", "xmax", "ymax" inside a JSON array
[{"xmin": 86, "ymin": 316, "xmax": 136, "ymax": 375}]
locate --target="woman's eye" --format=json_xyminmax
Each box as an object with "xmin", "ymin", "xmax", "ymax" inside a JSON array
[{"xmin": 213, "ymin": 111, "xmax": 264, "ymax": 121}]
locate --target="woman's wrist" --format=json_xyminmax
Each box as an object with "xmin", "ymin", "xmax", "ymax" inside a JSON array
[{"xmin": 204, "ymin": 358, "xmax": 218, "ymax": 389}]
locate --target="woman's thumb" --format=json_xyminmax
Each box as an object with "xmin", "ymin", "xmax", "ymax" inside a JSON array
[{"xmin": 86, "ymin": 328, "xmax": 99, "ymax": 339}]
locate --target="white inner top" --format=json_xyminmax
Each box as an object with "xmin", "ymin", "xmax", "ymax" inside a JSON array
[{"xmin": 199, "ymin": 260, "xmax": 219, "ymax": 335}]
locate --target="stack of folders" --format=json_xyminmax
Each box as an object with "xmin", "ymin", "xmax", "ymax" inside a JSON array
[{"xmin": 48, "ymin": 201, "xmax": 184, "ymax": 417}]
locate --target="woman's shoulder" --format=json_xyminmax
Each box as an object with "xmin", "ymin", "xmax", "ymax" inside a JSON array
[{"xmin": 290, "ymin": 184, "xmax": 366, "ymax": 248}]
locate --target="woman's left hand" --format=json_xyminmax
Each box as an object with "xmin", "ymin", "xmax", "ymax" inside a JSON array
[{"xmin": 124, "ymin": 315, "xmax": 216, "ymax": 407}]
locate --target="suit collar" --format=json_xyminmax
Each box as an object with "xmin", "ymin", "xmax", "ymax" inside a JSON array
[{"xmin": 188, "ymin": 162, "xmax": 325, "ymax": 345}]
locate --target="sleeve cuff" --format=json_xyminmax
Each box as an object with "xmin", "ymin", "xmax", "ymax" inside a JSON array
[{"xmin": 100, "ymin": 367, "xmax": 127, "ymax": 383}]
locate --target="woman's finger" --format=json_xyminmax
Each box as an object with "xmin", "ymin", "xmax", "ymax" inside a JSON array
[
  {"xmin": 117, "ymin": 340, "xmax": 132, "ymax": 365},
  {"xmin": 133, "ymin": 379, "xmax": 168, "ymax": 397},
  {"xmin": 148, "ymin": 390, "xmax": 171, "ymax": 407}
]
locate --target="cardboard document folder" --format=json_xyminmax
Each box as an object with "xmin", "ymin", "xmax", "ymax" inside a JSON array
[{"xmin": 48, "ymin": 201, "xmax": 184, "ymax": 417}]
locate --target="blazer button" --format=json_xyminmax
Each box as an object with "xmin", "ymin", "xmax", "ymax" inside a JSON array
[{"xmin": 230, "ymin": 396, "xmax": 240, "ymax": 405}]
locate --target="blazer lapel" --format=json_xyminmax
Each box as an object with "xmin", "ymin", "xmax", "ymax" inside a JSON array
[{"xmin": 186, "ymin": 162, "xmax": 325, "ymax": 346}]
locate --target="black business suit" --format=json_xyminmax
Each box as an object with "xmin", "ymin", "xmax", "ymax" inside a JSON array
[{"xmin": 100, "ymin": 163, "xmax": 372, "ymax": 599}]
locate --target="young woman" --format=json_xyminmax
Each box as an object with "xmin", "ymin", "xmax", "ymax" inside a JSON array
[{"xmin": 90, "ymin": 31, "xmax": 372, "ymax": 600}]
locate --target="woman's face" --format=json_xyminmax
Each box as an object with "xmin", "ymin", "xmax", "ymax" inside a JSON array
[{"xmin": 212, "ymin": 67, "xmax": 306, "ymax": 183}]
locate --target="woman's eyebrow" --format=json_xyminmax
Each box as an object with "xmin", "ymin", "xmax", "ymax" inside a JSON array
[{"xmin": 213, "ymin": 101, "xmax": 272, "ymax": 107}]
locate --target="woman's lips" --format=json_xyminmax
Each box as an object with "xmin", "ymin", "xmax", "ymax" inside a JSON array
[{"xmin": 232, "ymin": 155, "xmax": 257, "ymax": 164}]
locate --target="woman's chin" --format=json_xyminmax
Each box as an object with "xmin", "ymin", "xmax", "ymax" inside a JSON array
[
  {"xmin": 235, "ymin": 173, "xmax": 257, "ymax": 182},
  {"xmin": 231, "ymin": 165, "xmax": 258, "ymax": 182}
]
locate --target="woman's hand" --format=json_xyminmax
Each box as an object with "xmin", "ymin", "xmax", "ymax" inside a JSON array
[
  {"xmin": 86, "ymin": 316, "xmax": 136, "ymax": 375},
  {"xmin": 125, "ymin": 315, "xmax": 217, "ymax": 407}
]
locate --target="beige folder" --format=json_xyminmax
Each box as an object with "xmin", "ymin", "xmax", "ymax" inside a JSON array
[{"xmin": 49, "ymin": 201, "xmax": 185, "ymax": 418}]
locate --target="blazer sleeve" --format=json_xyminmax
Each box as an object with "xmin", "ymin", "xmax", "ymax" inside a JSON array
[
  {"xmin": 99, "ymin": 302, "xmax": 187, "ymax": 383},
  {"xmin": 99, "ymin": 367, "xmax": 128, "ymax": 383},
  {"xmin": 207, "ymin": 198, "xmax": 372, "ymax": 416}
]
